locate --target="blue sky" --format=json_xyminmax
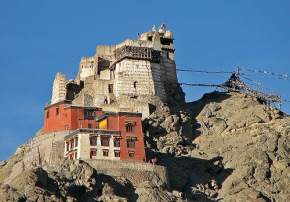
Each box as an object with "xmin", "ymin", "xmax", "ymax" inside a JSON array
[{"xmin": 0, "ymin": 0, "xmax": 290, "ymax": 160}]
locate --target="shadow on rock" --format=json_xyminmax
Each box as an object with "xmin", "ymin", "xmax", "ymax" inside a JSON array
[
  {"xmin": 186, "ymin": 91, "xmax": 232, "ymax": 140},
  {"xmin": 155, "ymin": 152, "xmax": 234, "ymax": 201}
]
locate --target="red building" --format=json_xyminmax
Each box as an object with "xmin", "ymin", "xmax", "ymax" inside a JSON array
[{"xmin": 43, "ymin": 100, "xmax": 146, "ymax": 162}]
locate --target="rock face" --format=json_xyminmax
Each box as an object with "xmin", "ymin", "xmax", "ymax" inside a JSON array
[{"xmin": 0, "ymin": 91, "xmax": 289, "ymax": 201}]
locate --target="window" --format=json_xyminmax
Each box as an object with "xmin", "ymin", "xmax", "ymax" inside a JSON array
[
  {"xmin": 46, "ymin": 110, "xmax": 50, "ymax": 118},
  {"xmin": 84, "ymin": 109, "xmax": 95, "ymax": 119},
  {"xmin": 90, "ymin": 136, "xmax": 97, "ymax": 146},
  {"xmin": 88, "ymin": 123, "xmax": 92, "ymax": 128},
  {"xmin": 103, "ymin": 149, "xmax": 109, "ymax": 157},
  {"xmin": 90, "ymin": 149, "xmax": 97, "ymax": 159},
  {"xmin": 160, "ymin": 37, "xmax": 172, "ymax": 45},
  {"xmin": 133, "ymin": 81, "xmax": 137, "ymax": 89},
  {"xmin": 101, "ymin": 136, "xmax": 110, "ymax": 146},
  {"xmin": 70, "ymin": 139, "xmax": 74, "ymax": 149},
  {"xmin": 75, "ymin": 137, "xmax": 78, "ymax": 147},
  {"xmin": 126, "ymin": 123, "xmax": 134, "ymax": 133},
  {"xmin": 113, "ymin": 138, "xmax": 120, "ymax": 147},
  {"xmin": 74, "ymin": 152, "xmax": 77, "ymax": 159},
  {"xmin": 108, "ymin": 84, "xmax": 114, "ymax": 93},
  {"xmin": 56, "ymin": 107, "xmax": 59, "ymax": 116},
  {"xmin": 66, "ymin": 141, "xmax": 69, "ymax": 152},
  {"xmin": 127, "ymin": 139, "xmax": 135, "ymax": 148},
  {"xmin": 128, "ymin": 151, "xmax": 135, "ymax": 158},
  {"xmin": 114, "ymin": 150, "xmax": 120, "ymax": 157}
]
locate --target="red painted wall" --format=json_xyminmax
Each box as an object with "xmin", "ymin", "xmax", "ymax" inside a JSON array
[
  {"xmin": 44, "ymin": 102, "xmax": 103, "ymax": 133},
  {"xmin": 118, "ymin": 114, "xmax": 146, "ymax": 162}
]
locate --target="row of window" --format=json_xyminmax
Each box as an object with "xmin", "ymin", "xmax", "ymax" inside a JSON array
[
  {"xmin": 46, "ymin": 107, "xmax": 60, "ymax": 118},
  {"xmin": 89, "ymin": 136, "xmax": 136, "ymax": 148},
  {"xmin": 66, "ymin": 136, "xmax": 137, "ymax": 152},
  {"xmin": 89, "ymin": 136, "xmax": 120, "ymax": 147},
  {"xmin": 90, "ymin": 149, "xmax": 135, "ymax": 158},
  {"xmin": 66, "ymin": 137, "xmax": 78, "ymax": 152},
  {"xmin": 87, "ymin": 122, "xmax": 136, "ymax": 133},
  {"xmin": 90, "ymin": 149, "xmax": 120, "ymax": 158}
]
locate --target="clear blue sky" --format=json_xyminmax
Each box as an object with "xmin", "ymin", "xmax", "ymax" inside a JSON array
[{"xmin": 1, "ymin": 0, "xmax": 290, "ymax": 160}]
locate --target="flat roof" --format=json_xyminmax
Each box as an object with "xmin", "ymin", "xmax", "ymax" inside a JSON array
[
  {"xmin": 65, "ymin": 128, "xmax": 121, "ymax": 139},
  {"xmin": 45, "ymin": 102, "xmax": 141, "ymax": 117}
]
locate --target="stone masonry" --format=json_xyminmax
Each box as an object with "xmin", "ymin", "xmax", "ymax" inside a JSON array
[{"xmin": 49, "ymin": 24, "xmax": 185, "ymax": 118}]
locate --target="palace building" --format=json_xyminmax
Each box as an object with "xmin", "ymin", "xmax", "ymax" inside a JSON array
[{"xmin": 43, "ymin": 100, "xmax": 146, "ymax": 162}]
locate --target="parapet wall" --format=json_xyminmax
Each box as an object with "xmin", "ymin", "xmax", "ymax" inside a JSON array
[{"xmin": 85, "ymin": 159, "xmax": 169, "ymax": 188}]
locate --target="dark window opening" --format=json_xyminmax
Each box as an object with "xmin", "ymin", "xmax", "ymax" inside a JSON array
[
  {"xmin": 75, "ymin": 137, "xmax": 78, "ymax": 147},
  {"xmin": 128, "ymin": 151, "xmax": 135, "ymax": 158},
  {"xmin": 114, "ymin": 138, "xmax": 120, "ymax": 147},
  {"xmin": 127, "ymin": 139, "xmax": 135, "ymax": 148},
  {"xmin": 160, "ymin": 37, "xmax": 173, "ymax": 45},
  {"xmin": 70, "ymin": 139, "xmax": 74, "ymax": 149},
  {"xmin": 101, "ymin": 136, "xmax": 110, "ymax": 146},
  {"xmin": 148, "ymin": 36, "xmax": 152, "ymax": 41},
  {"xmin": 84, "ymin": 109, "xmax": 95, "ymax": 119},
  {"xmin": 114, "ymin": 150, "xmax": 120, "ymax": 157},
  {"xmin": 133, "ymin": 81, "xmax": 137, "ymax": 90},
  {"xmin": 88, "ymin": 123, "xmax": 92, "ymax": 128},
  {"xmin": 104, "ymin": 96, "xmax": 108, "ymax": 104},
  {"xmin": 90, "ymin": 149, "xmax": 97, "ymax": 159},
  {"xmin": 56, "ymin": 107, "xmax": 59, "ymax": 116},
  {"xmin": 126, "ymin": 123, "xmax": 134, "ymax": 133},
  {"xmin": 66, "ymin": 141, "xmax": 69, "ymax": 151},
  {"xmin": 90, "ymin": 136, "xmax": 97, "ymax": 146},
  {"xmin": 46, "ymin": 110, "xmax": 50, "ymax": 118},
  {"xmin": 108, "ymin": 84, "xmax": 114, "ymax": 93},
  {"xmin": 103, "ymin": 149, "xmax": 109, "ymax": 157}
]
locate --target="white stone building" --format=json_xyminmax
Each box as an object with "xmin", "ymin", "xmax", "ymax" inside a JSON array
[
  {"xmin": 64, "ymin": 129, "xmax": 121, "ymax": 161},
  {"xmin": 50, "ymin": 25, "xmax": 185, "ymax": 117}
]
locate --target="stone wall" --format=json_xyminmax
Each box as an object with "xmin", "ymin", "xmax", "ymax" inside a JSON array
[
  {"xmin": 79, "ymin": 57, "xmax": 97, "ymax": 80},
  {"xmin": 4, "ymin": 131, "xmax": 68, "ymax": 184},
  {"xmin": 151, "ymin": 63, "xmax": 167, "ymax": 100},
  {"xmin": 51, "ymin": 73, "xmax": 67, "ymax": 104},
  {"xmin": 85, "ymin": 159, "xmax": 169, "ymax": 188},
  {"xmin": 114, "ymin": 59, "xmax": 154, "ymax": 97},
  {"xmin": 160, "ymin": 60, "xmax": 177, "ymax": 84},
  {"xmin": 72, "ymin": 76, "xmax": 115, "ymax": 107}
]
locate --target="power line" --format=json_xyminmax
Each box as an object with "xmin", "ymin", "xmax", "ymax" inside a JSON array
[
  {"xmin": 240, "ymin": 67, "xmax": 289, "ymax": 80},
  {"xmin": 176, "ymin": 65, "xmax": 289, "ymax": 81},
  {"xmin": 180, "ymin": 83, "xmax": 222, "ymax": 88},
  {"xmin": 176, "ymin": 68, "xmax": 233, "ymax": 74}
]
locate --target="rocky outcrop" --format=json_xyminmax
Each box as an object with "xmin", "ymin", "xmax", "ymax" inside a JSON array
[{"xmin": 143, "ymin": 92, "xmax": 289, "ymax": 201}]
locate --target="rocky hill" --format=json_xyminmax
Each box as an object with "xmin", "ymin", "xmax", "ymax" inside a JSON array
[{"xmin": 0, "ymin": 91, "xmax": 289, "ymax": 202}]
